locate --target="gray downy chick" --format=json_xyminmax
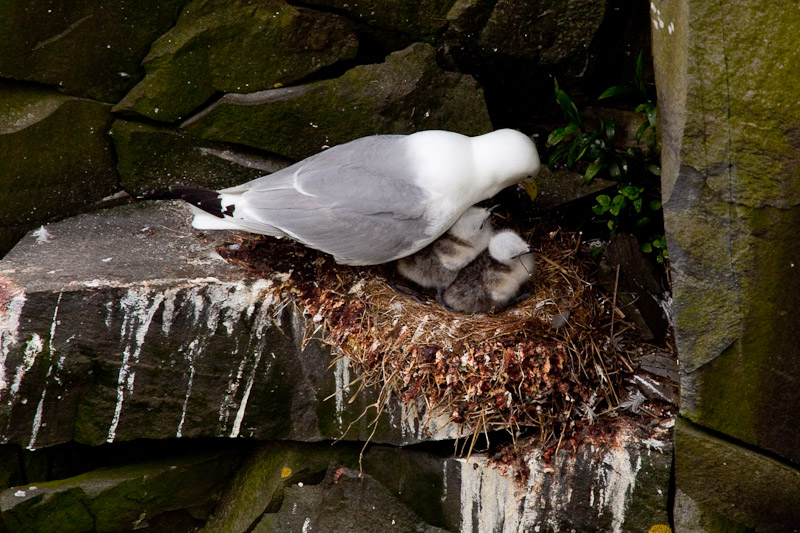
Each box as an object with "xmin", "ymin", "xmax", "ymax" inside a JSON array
[
  {"xmin": 396, "ymin": 206, "xmax": 494, "ymax": 290},
  {"xmin": 441, "ymin": 229, "xmax": 534, "ymax": 314}
]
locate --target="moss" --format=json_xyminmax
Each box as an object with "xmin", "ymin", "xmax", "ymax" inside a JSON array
[
  {"xmin": 0, "ymin": 1, "xmax": 185, "ymax": 102},
  {"xmin": 114, "ymin": 0, "xmax": 358, "ymax": 122},
  {"xmin": 1, "ymin": 451, "xmax": 239, "ymax": 532},
  {"xmin": 203, "ymin": 442, "xmax": 359, "ymax": 532},
  {"xmin": 0, "ymin": 84, "xmax": 118, "ymax": 228},
  {"xmin": 675, "ymin": 418, "xmax": 800, "ymax": 530},
  {"xmin": 183, "ymin": 43, "xmax": 492, "ymax": 160}
]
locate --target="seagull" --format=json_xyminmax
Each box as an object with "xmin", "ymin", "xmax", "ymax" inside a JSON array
[
  {"xmin": 396, "ymin": 206, "xmax": 494, "ymax": 290},
  {"xmin": 171, "ymin": 129, "xmax": 539, "ymax": 265},
  {"xmin": 441, "ymin": 229, "xmax": 534, "ymax": 313}
]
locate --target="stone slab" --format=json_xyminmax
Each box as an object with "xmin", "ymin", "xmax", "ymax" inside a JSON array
[{"xmin": 0, "ymin": 201, "xmax": 457, "ymax": 449}]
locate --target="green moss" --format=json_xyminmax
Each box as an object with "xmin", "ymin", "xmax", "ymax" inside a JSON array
[
  {"xmin": 183, "ymin": 43, "xmax": 492, "ymax": 160},
  {"xmin": 203, "ymin": 442, "xmax": 359, "ymax": 532},
  {"xmin": 0, "ymin": 84, "xmax": 119, "ymax": 227},
  {"xmin": 0, "ymin": 1, "xmax": 186, "ymax": 102},
  {"xmin": 675, "ymin": 418, "xmax": 800, "ymax": 530},
  {"xmin": 114, "ymin": 0, "xmax": 358, "ymax": 122}
]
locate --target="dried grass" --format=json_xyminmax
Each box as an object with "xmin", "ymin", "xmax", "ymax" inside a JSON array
[{"xmin": 219, "ymin": 222, "xmax": 672, "ymax": 454}]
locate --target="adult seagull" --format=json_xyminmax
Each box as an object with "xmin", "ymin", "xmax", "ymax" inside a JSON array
[{"xmin": 171, "ymin": 129, "xmax": 540, "ymax": 265}]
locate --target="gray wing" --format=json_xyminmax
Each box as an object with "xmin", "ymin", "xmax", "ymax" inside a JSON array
[{"xmin": 235, "ymin": 136, "xmax": 439, "ymax": 264}]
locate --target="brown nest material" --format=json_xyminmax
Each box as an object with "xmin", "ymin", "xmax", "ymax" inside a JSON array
[{"xmin": 218, "ymin": 222, "xmax": 674, "ymax": 453}]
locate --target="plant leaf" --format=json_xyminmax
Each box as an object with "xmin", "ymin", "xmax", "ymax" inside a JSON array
[
  {"xmin": 641, "ymin": 242, "xmax": 653, "ymax": 253},
  {"xmin": 598, "ymin": 85, "xmax": 637, "ymax": 100},
  {"xmin": 547, "ymin": 122, "xmax": 579, "ymax": 146},
  {"xmin": 646, "ymin": 163, "xmax": 662, "ymax": 176},
  {"xmin": 634, "ymin": 51, "xmax": 646, "ymax": 95},
  {"xmin": 585, "ymin": 159, "xmax": 603, "ymax": 182},
  {"xmin": 554, "ymin": 78, "xmax": 583, "ymax": 127},
  {"xmin": 649, "ymin": 199, "xmax": 662, "ymax": 211},
  {"xmin": 608, "ymin": 161, "xmax": 622, "ymax": 179},
  {"xmin": 604, "ymin": 118, "xmax": 615, "ymax": 141},
  {"xmin": 596, "ymin": 194, "xmax": 611, "ymax": 207},
  {"xmin": 547, "ymin": 144, "xmax": 570, "ymax": 168},
  {"xmin": 633, "ymin": 197, "xmax": 643, "ymax": 212},
  {"xmin": 636, "ymin": 120, "xmax": 651, "ymax": 144}
]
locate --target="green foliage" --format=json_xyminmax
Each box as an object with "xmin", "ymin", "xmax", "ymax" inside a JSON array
[{"xmin": 547, "ymin": 52, "xmax": 667, "ymax": 264}]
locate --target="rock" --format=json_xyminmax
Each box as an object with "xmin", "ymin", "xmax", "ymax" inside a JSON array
[
  {"xmin": 532, "ymin": 166, "xmax": 616, "ymax": 212},
  {"xmin": 599, "ymin": 233, "xmax": 671, "ymax": 341},
  {"xmin": 653, "ymin": 0, "xmax": 800, "ymax": 467},
  {"xmin": 182, "ymin": 43, "xmax": 493, "ymax": 161},
  {"xmin": 254, "ymin": 464, "xmax": 447, "ymax": 532},
  {"xmin": 478, "ymin": 0, "xmax": 607, "ymax": 73},
  {"xmin": 204, "ymin": 422, "xmax": 672, "ymax": 532},
  {"xmin": 0, "ymin": 449, "xmax": 240, "ymax": 533},
  {"xmin": 0, "ymin": 1, "xmax": 186, "ymax": 102},
  {"xmin": 113, "ymin": 0, "xmax": 359, "ymax": 123},
  {"xmin": 110, "ymin": 120, "xmax": 291, "ymax": 197},
  {"xmin": 301, "ymin": 0, "xmax": 455, "ymax": 41},
  {"xmin": 674, "ymin": 418, "xmax": 800, "ymax": 531},
  {"xmin": 202, "ymin": 441, "xmax": 356, "ymax": 532},
  {"xmin": 205, "ymin": 441, "xmax": 446, "ymax": 532},
  {"xmin": 0, "ymin": 201, "xmax": 458, "ymax": 448},
  {"xmin": 0, "ymin": 83, "xmax": 119, "ymax": 257}
]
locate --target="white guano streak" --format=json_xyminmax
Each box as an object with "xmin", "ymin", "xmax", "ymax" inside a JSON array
[
  {"xmin": 0, "ymin": 290, "xmax": 27, "ymax": 396},
  {"xmin": 107, "ymin": 287, "xmax": 165, "ymax": 443},
  {"xmin": 28, "ymin": 293, "xmax": 63, "ymax": 451}
]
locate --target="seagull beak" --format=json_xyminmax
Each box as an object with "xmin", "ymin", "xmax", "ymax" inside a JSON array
[{"xmin": 520, "ymin": 176, "xmax": 538, "ymax": 201}]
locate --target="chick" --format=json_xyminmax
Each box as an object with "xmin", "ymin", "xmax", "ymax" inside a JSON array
[
  {"xmin": 396, "ymin": 206, "xmax": 494, "ymax": 290},
  {"xmin": 441, "ymin": 229, "xmax": 534, "ymax": 313}
]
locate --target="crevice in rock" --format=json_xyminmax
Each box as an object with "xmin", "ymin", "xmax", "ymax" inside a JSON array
[{"xmin": 679, "ymin": 416, "xmax": 800, "ymax": 472}]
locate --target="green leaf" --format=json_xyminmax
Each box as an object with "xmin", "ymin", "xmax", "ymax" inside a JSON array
[
  {"xmin": 634, "ymin": 51, "xmax": 646, "ymax": 96},
  {"xmin": 585, "ymin": 159, "xmax": 603, "ymax": 182},
  {"xmin": 592, "ymin": 204, "xmax": 608, "ymax": 215},
  {"xmin": 596, "ymin": 194, "xmax": 611, "ymax": 207},
  {"xmin": 641, "ymin": 242, "xmax": 653, "ymax": 253},
  {"xmin": 608, "ymin": 161, "xmax": 622, "ymax": 179},
  {"xmin": 646, "ymin": 163, "xmax": 662, "ymax": 176},
  {"xmin": 609, "ymin": 196, "xmax": 626, "ymax": 216},
  {"xmin": 554, "ymin": 78, "xmax": 583, "ymax": 127},
  {"xmin": 607, "ymin": 220, "xmax": 616, "ymax": 230},
  {"xmin": 598, "ymin": 85, "xmax": 637, "ymax": 100},
  {"xmin": 547, "ymin": 122, "xmax": 579, "ymax": 146},
  {"xmin": 547, "ymin": 144, "xmax": 570, "ymax": 168},
  {"xmin": 633, "ymin": 197, "xmax": 643, "ymax": 212},
  {"xmin": 636, "ymin": 120, "xmax": 651, "ymax": 144},
  {"xmin": 649, "ymin": 199, "xmax": 662, "ymax": 211},
  {"xmin": 575, "ymin": 132, "xmax": 598, "ymax": 162},
  {"xmin": 603, "ymin": 118, "xmax": 616, "ymax": 141}
]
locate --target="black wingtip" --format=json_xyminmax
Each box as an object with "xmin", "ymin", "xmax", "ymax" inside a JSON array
[{"xmin": 170, "ymin": 186, "xmax": 227, "ymax": 218}]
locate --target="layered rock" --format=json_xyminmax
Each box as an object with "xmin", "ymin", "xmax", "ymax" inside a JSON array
[
  {"xmin": 652, "ymin": 0, "xmax": 800, "ymax": 528},
  {"xmin": 113, "ymin": 0, "xmax": 359, "ymax": 122},
  {"xmin": 202, "ymin": 425, "xmax": 673, "ymax": 532},
  {"xmin": 0, "ymin": 201, "xmax": 457, "ymax": 448},
  {"xmin": 0, "ymin": 0, "xmax": 186, "ymax": 102},
  {"xmin": 182, "ymin": 43, "xmax": 493, "ymax": 160},
  {"xmin": 0, "ymin": 449, "xmax": 240, "ymax": 533},
  {"xmin": 0, "ymin": 83, "xmax": 120, "ymax": 257},
  {"xmin": 110, "ymin": 120, "xmax": 291, "ymax": 197}
]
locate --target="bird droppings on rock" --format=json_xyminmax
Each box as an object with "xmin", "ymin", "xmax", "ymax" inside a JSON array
[{"xmin": 218, "ymin": 220, "xmax": 676, "ymax": 477}]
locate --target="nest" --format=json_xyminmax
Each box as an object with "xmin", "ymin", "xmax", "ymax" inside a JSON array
[{"xmin": 219, "ymin": 221, "xmax": 675, "ymax": 459}]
